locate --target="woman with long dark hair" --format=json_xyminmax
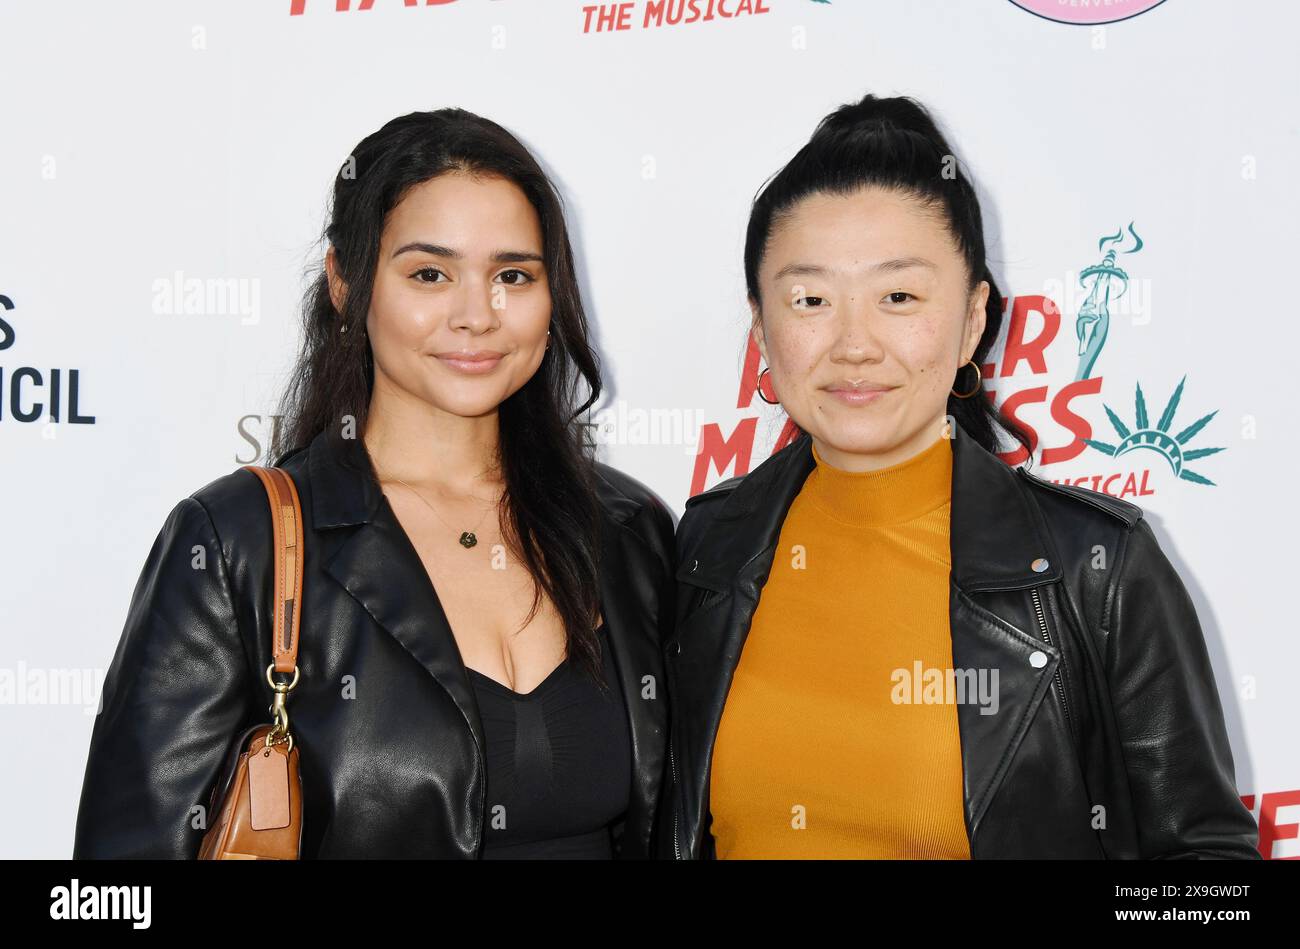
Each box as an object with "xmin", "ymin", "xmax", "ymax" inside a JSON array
[
  {"xmin": 659, "ymin": 93, "xmax": 1259, "ymax": 859},
  {"xmin": 74, "ymin": 108, "xmax": 674, "ymax": 859}
]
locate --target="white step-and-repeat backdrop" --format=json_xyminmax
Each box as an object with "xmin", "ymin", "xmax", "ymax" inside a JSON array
[{"xmin": 1, "ymin": 0, "xmax": 1296, "ymax": 857}]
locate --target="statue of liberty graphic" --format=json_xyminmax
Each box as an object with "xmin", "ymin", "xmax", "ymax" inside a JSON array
[
  {"xmin": 1075, "ymin": 224, "xmax": 1141, "ymax": 382},
  {"xmin": 1077, "ymin": 223, "xmax": 1226, "ymax": 485}
]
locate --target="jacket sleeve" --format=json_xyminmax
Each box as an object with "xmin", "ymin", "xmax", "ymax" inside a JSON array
[
  {"xmin": 1106, "ymin": 517, "xmax": 1260, "ymax": 859},
  {"xmin": 73, "ymin": 496, "xmax": 260, "ymax": 858},
  {"xmin": 642, "ymin": 493, "xmax": 678, "ymax": 860}
]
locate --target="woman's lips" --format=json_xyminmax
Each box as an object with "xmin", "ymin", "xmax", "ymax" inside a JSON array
[
  {"xmin": 433, "ymin": 352, "xmax": 504, "ymax": 374},
  {"xmin": 824, "ymin": 386, "xmax": 893, "ymax": 405}
]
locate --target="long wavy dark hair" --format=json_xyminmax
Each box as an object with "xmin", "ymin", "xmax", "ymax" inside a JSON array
[
  {"xmin": 743, "ymin": 92, "xmax": 1033, "ymax": 461},
  {"xmin": 271, "ymin": 108, "xmax": 608, "ymax": 683}
]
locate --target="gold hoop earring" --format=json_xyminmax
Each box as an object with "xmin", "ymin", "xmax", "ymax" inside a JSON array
[
  {"xmin": 951, "ymin": 359, "xmax": 982, "ymax": 399},
  {"xmin": 757, "ymin": 367, "xmax": 779, "ymax": 405}
]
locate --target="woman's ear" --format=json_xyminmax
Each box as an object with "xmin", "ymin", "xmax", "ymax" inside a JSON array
[
  {"xmin": 749, "ymin": 297, "xmax": 768, "ymax": 363},
  {"xmin": 325, "ymin": 246, "xmax": 348, "ymax": 314},
  {"xmin": 962, "ymin": 279, "xmax": 990, "ymax": 363}
]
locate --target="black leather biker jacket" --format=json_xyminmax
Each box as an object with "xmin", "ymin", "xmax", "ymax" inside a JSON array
[
  {"xmin": 658, "ymin": 426, "xmax": 1260, "ymax": 859},
  {"xmin": 73, "ymin": 427, "xmax": 674, "ymax": 858}
]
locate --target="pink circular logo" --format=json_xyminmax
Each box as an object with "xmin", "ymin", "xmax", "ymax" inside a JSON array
[{"xmin": 1008, "ymin": 0, "xmax": 1169, "ymax": 25}]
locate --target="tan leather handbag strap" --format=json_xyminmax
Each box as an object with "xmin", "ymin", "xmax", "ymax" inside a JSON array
[{"xmin": 241, "ymin": 465, "xmax": 304, "ymax": 675}]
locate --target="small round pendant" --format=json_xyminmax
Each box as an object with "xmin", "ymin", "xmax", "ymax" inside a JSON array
[{"xmin": 459, "ymin": 531, "xmax": 477, "ymax": 549}]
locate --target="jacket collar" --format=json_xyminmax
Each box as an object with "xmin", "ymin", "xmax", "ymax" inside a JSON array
[{"xmin": 679, "ymin": 424, "xmax": 1063, "ymax": 595}]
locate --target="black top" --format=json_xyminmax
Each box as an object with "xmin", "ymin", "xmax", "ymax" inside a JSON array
[{"xmin": 470, "ymin": 622, "xmax": 631, "ymax": 858}]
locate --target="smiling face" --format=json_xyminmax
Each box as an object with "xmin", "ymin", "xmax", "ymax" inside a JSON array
[
  {"xmin": 329, "ymin": 170, "xmax": 551, "ymax": 422},
  {"xmin": 751, "ymin": 186, "xmax": 989, "ymax": 472}
]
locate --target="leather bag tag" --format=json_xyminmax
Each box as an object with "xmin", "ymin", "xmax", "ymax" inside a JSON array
[{"xmin": 248, "ymin": 743, "xmax": 291, "ymax": 830}]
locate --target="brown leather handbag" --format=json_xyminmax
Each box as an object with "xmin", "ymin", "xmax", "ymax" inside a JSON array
[{"xmin": 197, "ymin": 465, "xmax": 305, "ymax": 860}]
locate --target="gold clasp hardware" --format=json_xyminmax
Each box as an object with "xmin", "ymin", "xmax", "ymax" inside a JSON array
[{"xmin": 264, "ymin": 663, "xmax": 300, "ymax": 753}]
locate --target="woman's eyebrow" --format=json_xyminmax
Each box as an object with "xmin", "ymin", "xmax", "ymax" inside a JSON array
[
  {"xmin": 772, "ymin": 256, "xmax": 937, "ymax": 282},
  {"xmin": 391, "ymin": 241, "xmax": 543, "ymax": 264}
]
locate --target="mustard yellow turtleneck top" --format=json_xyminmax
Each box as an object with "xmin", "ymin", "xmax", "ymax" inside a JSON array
[{"xmin": 708, "ymin": 433, "xmax": 970, "ymax": 859}]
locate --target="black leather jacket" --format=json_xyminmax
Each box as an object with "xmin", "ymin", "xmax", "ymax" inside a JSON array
[
  {"xmin": 658, "ymin": 426, "xmax": 1260, "ymax": 859},
  {"xmin": 73, "ymin": 428, "xmax": 674, "ymax": 859}
]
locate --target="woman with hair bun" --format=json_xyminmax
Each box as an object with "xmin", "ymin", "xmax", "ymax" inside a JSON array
[{"xmin": 658, "ymin": 93, "xmax": 1259, "ymax": 859}]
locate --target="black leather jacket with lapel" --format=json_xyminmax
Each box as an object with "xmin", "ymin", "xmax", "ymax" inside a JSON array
[
  {"xmin": 658, "ymin": 425, "xmax": 1260, "ymax": 859},
  {"xmin": 73, "ymin": 428, "xmax": 675, "ymax": 859}
]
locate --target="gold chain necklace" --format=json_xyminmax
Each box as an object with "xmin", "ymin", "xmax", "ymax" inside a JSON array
[{"xmin": 383, "ymin": 475, "xmax": 497, "ymax": 550}]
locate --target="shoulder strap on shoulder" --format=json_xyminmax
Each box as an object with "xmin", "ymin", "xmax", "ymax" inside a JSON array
[{"xmin": 241, "ymin": 466, "xmax": 304, "ymax": 675}]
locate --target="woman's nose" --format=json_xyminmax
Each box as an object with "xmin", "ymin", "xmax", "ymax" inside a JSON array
[
  {"xmin": 448, "ymin": 281, "xmax": 501, "ymax": 333},
  {"xmin": 832, "ymin": 300, "xmax": 885, "ymax": 362}
]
